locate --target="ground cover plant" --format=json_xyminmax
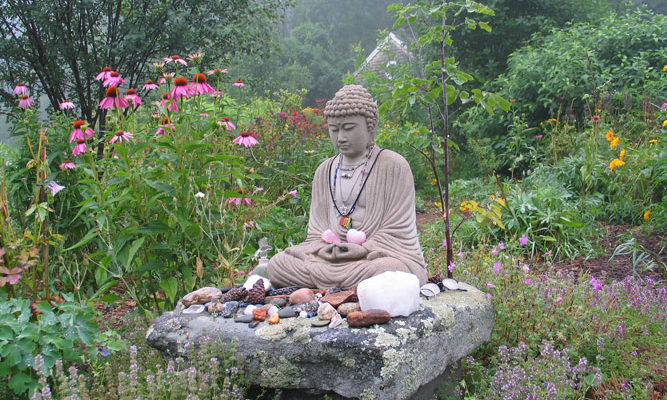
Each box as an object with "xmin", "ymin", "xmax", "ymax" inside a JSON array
[{"xmin": 1, "ymin": 1, "xmax": 665, "ymax": 399}]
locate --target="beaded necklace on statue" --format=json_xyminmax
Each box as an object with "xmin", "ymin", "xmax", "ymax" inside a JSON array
[{"xmin": 328, "ymin": 146, "xmax": 383, "ymax": 229}]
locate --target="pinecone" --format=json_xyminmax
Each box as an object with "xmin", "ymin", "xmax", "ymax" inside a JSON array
[
  {"xmin": 428, "ymin": 273, "xmax": 443, "ymax": 285},
  {"xmin": 223, "ymin": 287, "xmax": 247, "ymax": 303},
  {"xmin": 246, "ymin": 280, "xmax": 265, "ymax": 304}
]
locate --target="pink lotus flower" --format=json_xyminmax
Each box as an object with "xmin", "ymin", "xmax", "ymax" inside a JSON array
[
  {"xmin": 59, "ymin": 160, "xmax": 76, "ymax": 170},
  {"xmin": 232, "ymin": 131, "xmax": 258, "ymax": 147},
  {"xmin": 232, "ymin": 80, "xmax": 245, "ymax": 87},
  {"xmin": 170, "ymin": 77, "xmax": 191, "ymax": 100},
  {"xmin": 0, "ymin": 266, "xmax": 23, "ymax": 287},
  {"xmin": 493, "ymin": 262, "xmax": 501, "ymax": 274},
  {"xmin": 590, "ymin": 276, "xmax": 603, "ymax": 291},
  {"xmin": 218, "ymin": 117, "xmax": 236, "ymax": 131},
  {"xmin": 498, "ymin": 242, "xmax": 505, "ymax": 250},
  {"xmin": 142, "ymin": 80, "xmax": 159, "ymax": 91},
  {"xmin": 191, "ymin": 73, "xmax": 215, "ymax": 95},
  {"xmin": 59, "ymin": 100, "xmax": 75, "ymax": 110},
  {"xmin": 99, "ymin": 86, "xmax": 129, "ymax": 109},
  {"xmin": 13, "ymin": 82, "xmax": 28, "ymax": 95},
  {"xmin": 164, "ymin": 55, "xmax": 187, "ymax": 66},
  {"xmin": 109, "ymin": 131, "xmax": 133, "ymax": 144},
  {"xmin": 46, "ymin": 180, "xmax": 65, "ymax": 195},
  {"xmin": 69, "ymin": 120, "xmax": 87, "ymax": 142},
  {"xmin": 96, "ymin": 67, "xmax": 113, "ymax": 81},
  {"xmin": 321, "ymin": 229, "xmax": 341, "ymax": 244},
  {"xmin": 72, "ymin": 139, "xmax": 87, "ymax": 156},
  {"xmin": 159, "ymin": 93, "xmax": 178, "ymax": 112},
  {"xmin": 519, "ymin": 234, "xmax": 529, "ymax": 246},
  {"xmin": 103, "ymin": 71, "xmax": 125, "ymax": 87},
  {"xmin": 346, "ymin": 229, "xmax": 366, "ymax": 245},
  {"xmin": 18, "ymin": 95, "xmax": 33, "ymax": 109},
  {"xmin": 125, "ymin": 89, "xmax": 142, "ymax": 107}
]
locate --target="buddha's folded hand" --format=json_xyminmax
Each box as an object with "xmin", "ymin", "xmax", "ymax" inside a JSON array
[{"xmin": 317, "ymin": 243, "xmax": 369, "ymax": 262}]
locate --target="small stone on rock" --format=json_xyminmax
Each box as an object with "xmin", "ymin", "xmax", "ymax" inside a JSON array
[
  {"xmin": 347, "ymin": 309, "xmax": 392, "ymax": 327},
  {"xmin": 249, "ymin": 320, "xmax": 261, "ymax": 328},
  {"xmin": 311, "ymin": 318, "xmax": 330, "ymax": 327},
  {"xmin": 181, "ymin": 287, "xmax": 223, "ymax": 307},
  {"xmin": 234, "ymin": 314, "xmax": 254, "ymax": 323},
  {"xmin": 296, "ymin": 300, "xmax": 320, "ymax": 314},
  {"xmin": 222, "ymin": 301, "xmax": 239, "ymax": 318},
  {"xmin": 337, "ymin": 302, "xmax": 361, "ymax": 317},
  {"xmin": 289, "ymin": 288, "xmax": 316, "ymax": 305},
  {"xmin": 329, "ymin": 311, "xmax": 343, "ymax": 329},
  {"xmin": 182, "ymin": 304, "xmax": 206, "ymax": 314},
  {"xmin": 267, "ymin": 305, "xmax": 279, "ymax": 316},
  {"xmin": 317, "ymin": 303, "xmax": 336, "ymax": 320},
  {"xmin": 268, "ymin": 313, "xmax": 280, "ymax": 324},
  {"xmin": 243, "ymin": 305, "xmax": 256, "ymax": 316},
  {"xmin": 278, "ymin": 307, "xmax": 297, "ymax": 318},
  {"xmin": 253, "ymin": 308, "xmax": 268, "ymax": 321}
]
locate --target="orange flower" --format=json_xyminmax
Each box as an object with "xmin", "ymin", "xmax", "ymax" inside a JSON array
[
  {"xmin": 649, "ymin": 139, "xmax": 658, "ymax": 144},
  {"xmin": 609, "ymin": 159, "xmax": 625, "ymax": 170},
  {"xmin": 619, "ymin": 149, "xmax": 626, "ymax": 161},
  {"xmin": 643, "ymin": 210, "xmax": 651, "ymax": 220},
  {"xmin": 610, "ymin": 137, "xmax": 620, "ymax": 149},
  {"xmin": 605, "ymin": 130, "xmax": 614, "ymax": 141}
]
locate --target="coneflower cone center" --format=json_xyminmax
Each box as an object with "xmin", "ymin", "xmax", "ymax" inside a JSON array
[
  {"xmin": 162, "ymin": 93, "xmax": 170, "ymax": 100},
  {"xmin": 193, "ymin": 73, "xmax": 207, "ymax": 83},
  {"xmin": 20, "ymin": 95, "xmax": 29, "ymax": 100},
  {"xmin": 73, "ymin": 120, "xmax": 86, "ymax": 129},
  {"xmin": 160, "ymin": 117, "xmax": 171, "ymax": 125},
  {"xmin": 126, "ymin": 89, "xmax": 137, "ymax": 95},
  {"xmin": 103, "ymin": 67, "xmax": 112, "ymax": 72},
  {"xmin": 174, "ymin": 77, "xmax": 188, "ymax": 87},
  {"xmin": 110, "ymin": 72, "xmax": 120, "ymax": 78},
  {"xmin": 76, "ymin": 139, "xmax": 85, "ymax": 144},
  {"xmin": 240, "ymin": 131, "xmax": 251, "ymax": 137},
  {"xmin": 105, "ymin": 86, "xmax": 119, "ymax": 98}
]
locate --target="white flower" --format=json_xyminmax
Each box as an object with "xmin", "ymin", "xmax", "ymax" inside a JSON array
[{"xmin": 194, "ymin": 192, "xmax": 206, "ymax": 198}]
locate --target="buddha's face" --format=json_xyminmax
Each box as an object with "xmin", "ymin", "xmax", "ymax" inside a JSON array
[{"xmin": 327, "ymin": 115, "xmax": 373, "ymax": 161}]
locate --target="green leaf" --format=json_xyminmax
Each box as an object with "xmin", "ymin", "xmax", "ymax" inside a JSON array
[
  {"xmin": 479, "ymin": 21, "xmax": 491, "ymax": 32},
  {"xmin": 65, "ymin": 228, "xmax": 98, "ymax": 251},
  {"xmin": 136, "ymin": 220, "xmax": 169, "ymax": 235},
  {"xmin": 8, "ymin": 371, "xmax": 34, "ymax": 395},
  {"xmin": 159, "ymin": 277, "xmax": 179, "ymax": 303},
  {"xmin": 123, "ymin": 237, "xmax": 145, "ymax": 269}
]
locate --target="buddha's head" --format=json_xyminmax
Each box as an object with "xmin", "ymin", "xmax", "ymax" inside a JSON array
[{"xmin": 324, "ymin": 85, "xmax": 379, "ymax": 159}]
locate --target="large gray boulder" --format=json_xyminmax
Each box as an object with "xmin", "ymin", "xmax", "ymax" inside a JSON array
[{"xmin": 146, "ymin": 283, "xmax": 493, "ymax": 400}]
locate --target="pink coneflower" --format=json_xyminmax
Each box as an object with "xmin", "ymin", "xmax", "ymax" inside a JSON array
[
  {"xmin": 211, "ymin": 90, "xmax": 225, "ymax": 97},
  {"xmin": 155, "ymin": 117, "xmax": 174, "ymax": 136},
  {"xmin": 164, "ymin": 55, "xmax": 187, "ymax": 66},
  {"xmin": 84, "ymin": 126, "xmax": 94, "ymax": 140},
  {"xmin": 59, "ymin": 160, "xmax": 76, "ymax": 170},
  {"xmin": 13, "ymin": 82, "xmax": 28, "ymax": 95},
  {"xmin": 191, "ymin": 73, "xmax": 214, "ymax": 95},
  {"xmin": 18, "ymin": 95, "xmax": 33, "ymax": 109},
  {"xmin": 99, "ymin": 86, "xmax": 129, "ymax": 109},
  {"xmin": 59, "ymin": 100, "xmax": 75, "ymax": 110},
  {"xmin": 103, "ymin": 71, "xmax": 125, "ymax": 87},
  {"xmin": 46, "ymin": 180, "xmax": 65, "ymax": 196},
  {"xmin": 142, "ymin": 80, "xmax": 158, "ymax": 91},
  {"xmin": 159, "ymin": 93, "xmax": 178, "ymax": 112},
  {"xmin": 72, "ymin": 139, "xmax": 87, "ymax": 156},
  {"xmin": 519, "ymin": 234, "xmax": 529, "ymax": 246},
  {"xmin": 170, "ymin": 77, "xmax": 191, "ymax": 100},
  {"xmin": 232, "ymin": 80, "xmax": 245, "ymax": 87},
  {"xmin": 218, "ymin": 117, "xmax": 236, "ymax": 131},
  {"xmin": 96, "ymin": 67, "xmax": 113, "ymax": 81},
  {"xmin": 125, "ymin": 89, "xmax": 142, "ymax": 107},
  {"xmin": 592, "ymin": 115, "xmax": 600, "ymax": 123},
  {"xmin": 69, "ymin": 120, "xmax": 87, "ymax": 142},
  {"xmin": 232, "ymin": 131, "xmax": 258, "ymax": 147},
  {"xmin": 109, "ymin": 131, "xmax": 133, "ymax": 144},
  {"xmin": 207, "ymin": 68, "xmax": 228, "ymax": 75},
  {"xmin": 228, "ymin": 189, "xmax": 251, "ymax": 205}
]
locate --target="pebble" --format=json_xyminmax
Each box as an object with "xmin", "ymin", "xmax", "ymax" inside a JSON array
[
  {"xmin": 253, "ymin": 308, "xmax": 268, "ymax": 321},
  {"xmin": 268, "ymin": 297, "xmax": 288, "ymax": 308},
  {"xmin": 296, "ymin": 300, "xmax": 320, "ymax": 314},
  {"xmin": 337, "ymin": 302, "xmax": 361, "ymax": 317},
  {"xmin": 347, "ymin": 309, "xmax": 392, "ymax": 327},
  {"xmin": 268, "ymin": 313, "xmax": 280, "ymax": 324},
  {"xmin": 289, "ymin": 288, "xmax": 316, "ymax": 305},
  {"xmin": 311, "ymin": 318, "xmax": 330, "ymax": 327},
  {"xmin": 278, "ymin": 307, "xmax": 297, "ymax": 318},
  {"xmin": 317, "ymin": 303, "xmax": 336, "ymax": 320},
  {"xmin": 267, "ymin": 305, "xmax": 279, "ymax": 316},
  {"xmin": 243, "ymin": 305, "xmax": 257, "ymax": 316},
  {"xmin": 182, "ymin": 304, "xmax": 206, "ymax": 314},
  {"xmin": 299, "ymin": 311, "xmax": 308, "ymax": 318},
  {"xmin": 329, "ymin": 312, "xmax": 343, "ymax": 329},
  {"xmin": 234, "ymin": 314, "xmax": 254, "ymax": 323},
  {"xmin": 321, "ymin": 289, "xmax": 357, "ymax": 307},
  {"xmin": 249, "ymin": 320, "xmax": 261, "ymax": 329},
  {"xmin": 222, "ymin": 301, "xmax": 239, "ymax": 318}
]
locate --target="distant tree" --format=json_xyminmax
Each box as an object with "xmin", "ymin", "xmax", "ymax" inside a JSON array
[{"xmin": 0, "ymin": 0, "xmax": 289, "ymax": 123}]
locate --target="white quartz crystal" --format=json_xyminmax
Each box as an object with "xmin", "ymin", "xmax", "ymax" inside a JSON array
[
  {"xmin": 357, "ymin": 271, "xmax": 420, "ymax": 317},
  {"xmin": 242, "ymin": 274, "xmax": 271, "ymax": 292}
]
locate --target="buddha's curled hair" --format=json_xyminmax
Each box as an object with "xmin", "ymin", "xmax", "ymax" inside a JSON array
[{"xmin": 324, "ymin": 85, "xmax": 379, "ymax": 134}]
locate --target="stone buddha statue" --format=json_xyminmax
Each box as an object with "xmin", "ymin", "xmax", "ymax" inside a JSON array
[{"xmin": 267, "ymin": 85, "xmax": 427, "ymax": 289}]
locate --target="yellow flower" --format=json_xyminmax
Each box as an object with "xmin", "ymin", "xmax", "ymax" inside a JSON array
[
  {"xmin": 610, "ymin": 137, "xmax": 620, "ymax": 149},
  {"xmin": 663, "ymin": 65, "xmax": 667, "ymax": 72},
  {"xmin": 609, "ymin": 159, "xmax": 625, "ymax": 170},
  {"xmin": 619, "ymin": 149, "xmax": 626, "ymax": 161},
  {"xmin": 643, "ymin": 209, "xmax": 651, "ymax": 220},
  {"xmin": 605, "ymin": 130, "xmax": 614, "ymax": 141},
  {"xmin": 548, "ymin": 118, "xmax": 557, "ymax": 122},
  {"xmin": 649, "ymin": 139, "xmax": 658, "ymax": 143},
  {"xmin": 662, "ymin": 120, "xmax": 667, "ymax": 127},
  {"xmin": 431, "ymin": 178, "xmax": 438, "ymax": 186}
]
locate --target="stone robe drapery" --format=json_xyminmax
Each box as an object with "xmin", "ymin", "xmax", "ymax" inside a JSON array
[{"xmin": 267, "ymin": 149, "xmax": 427, "ymax": 289}]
